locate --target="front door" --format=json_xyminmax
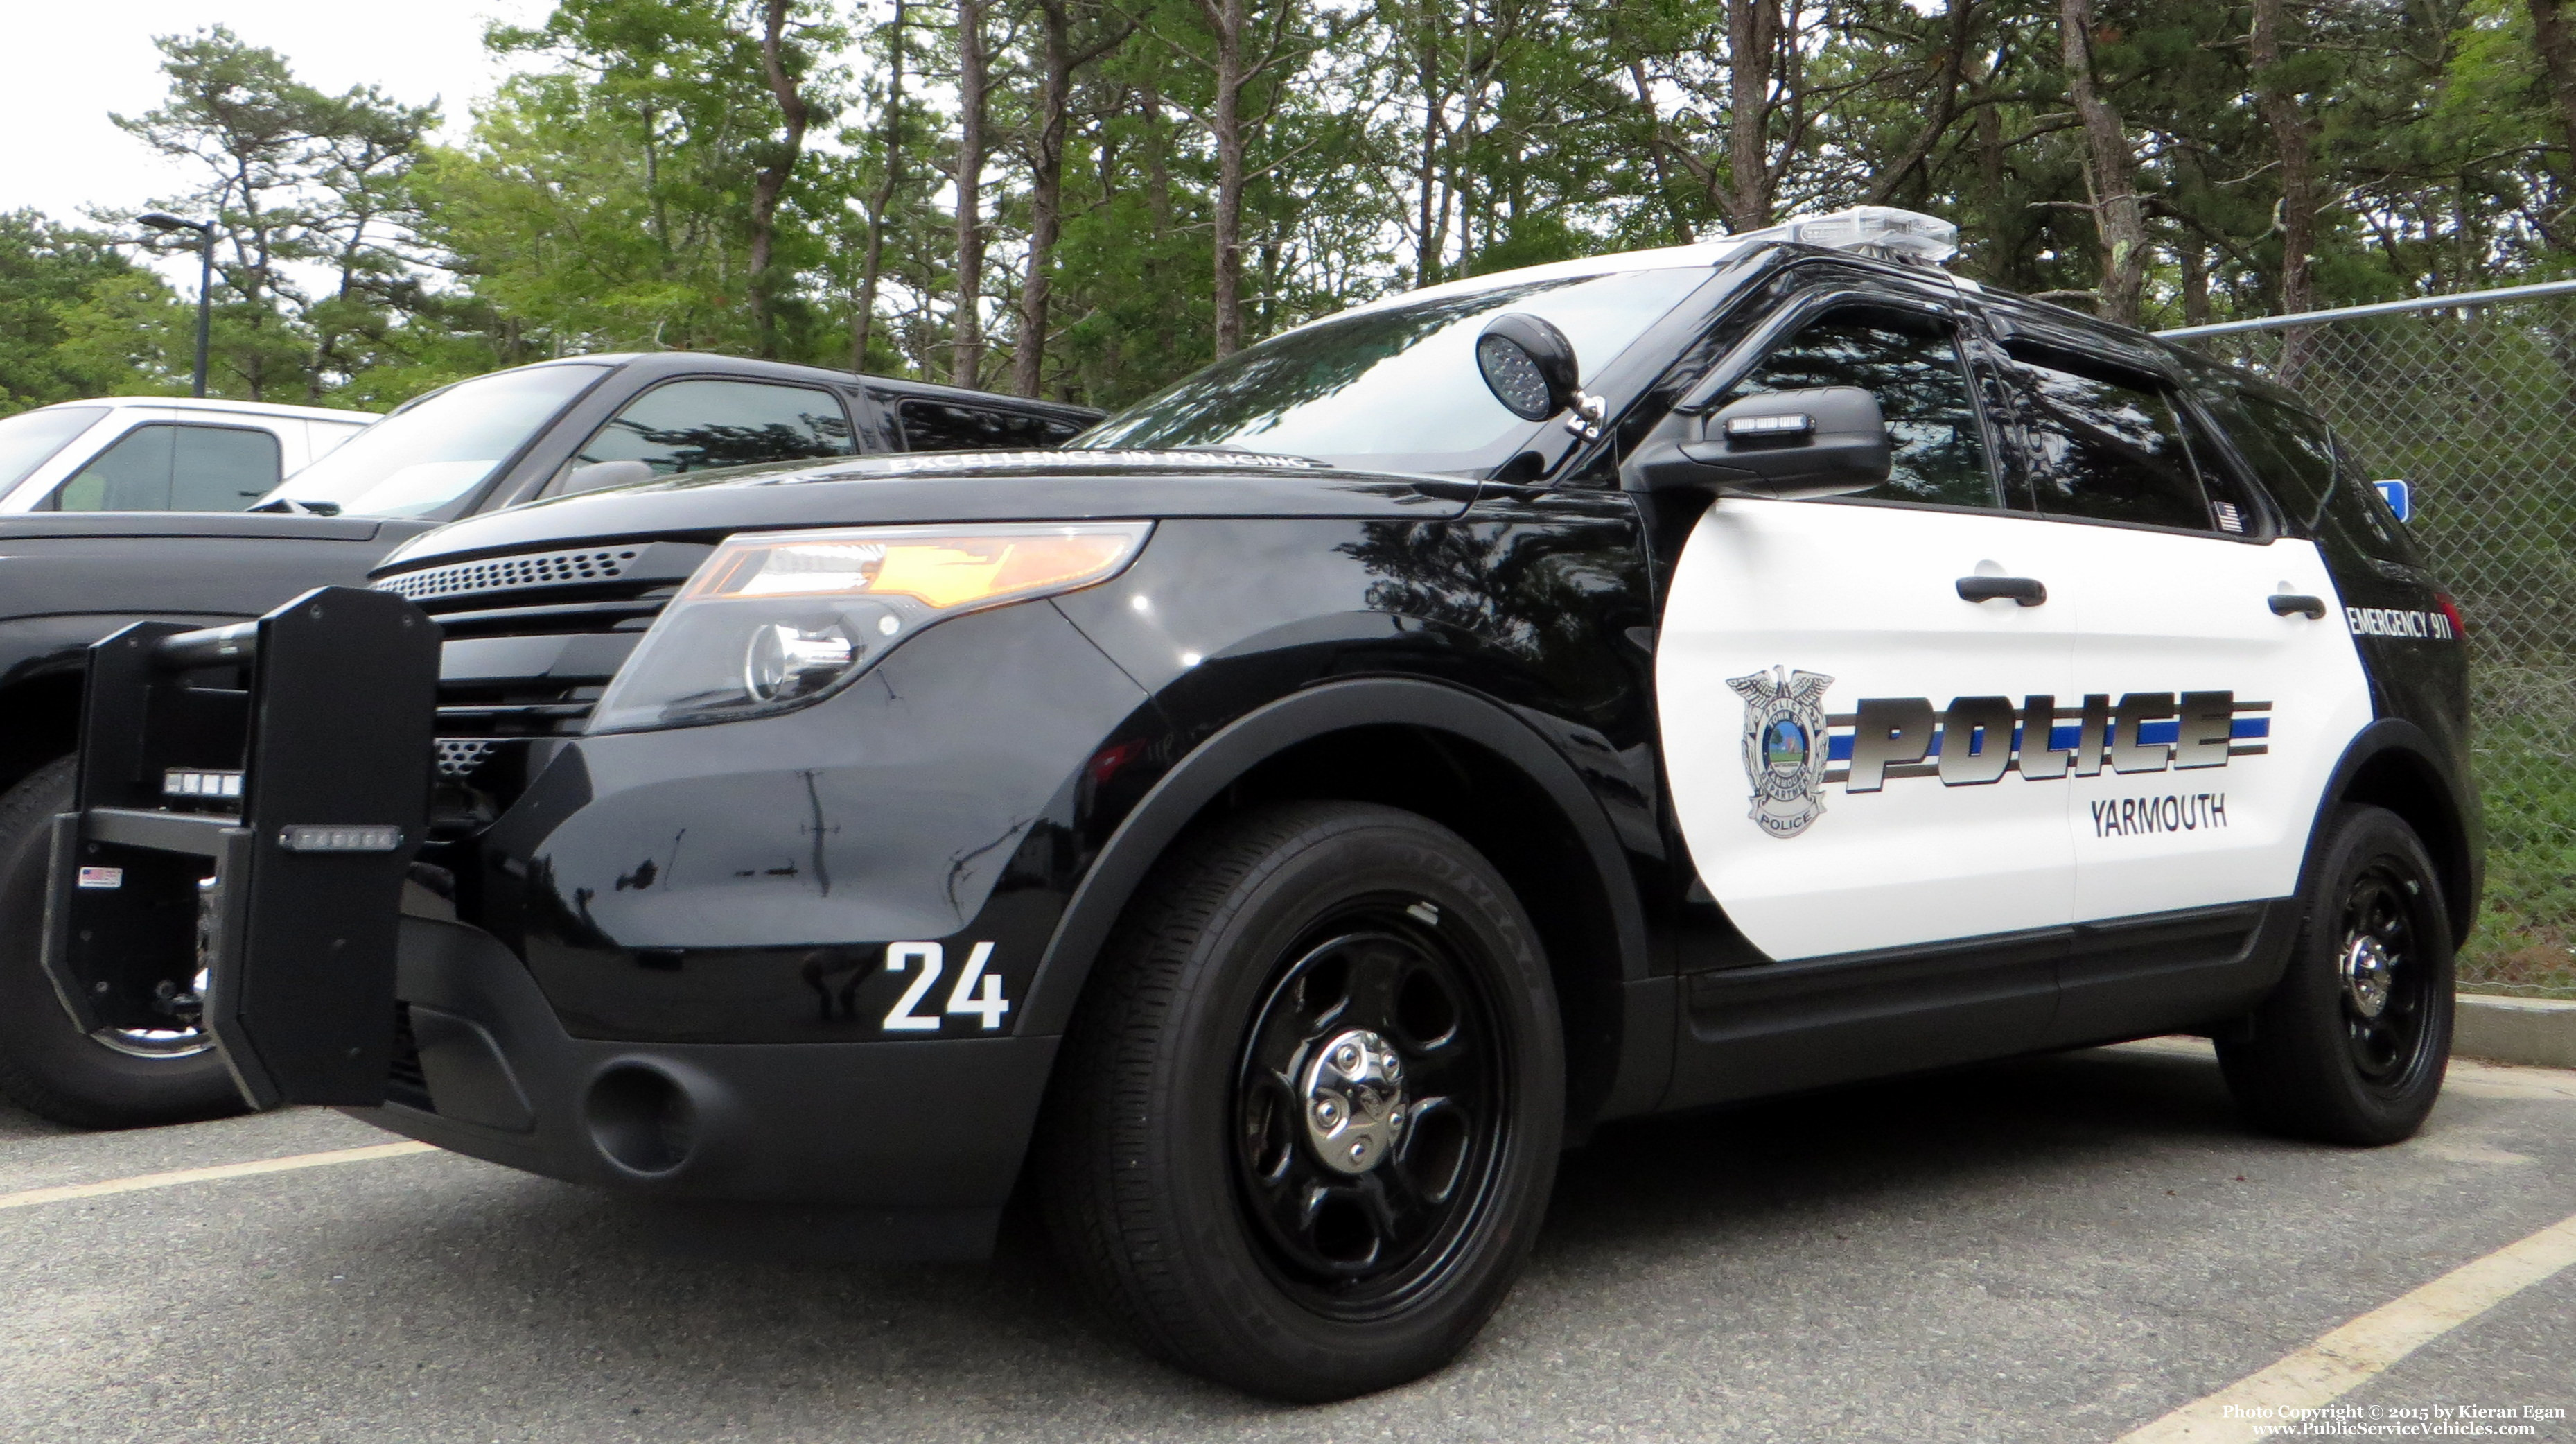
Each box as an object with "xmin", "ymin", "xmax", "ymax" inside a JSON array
[{"xmin": 1656, "ymin": 299, "xmax": 2078, "ymax": 962}]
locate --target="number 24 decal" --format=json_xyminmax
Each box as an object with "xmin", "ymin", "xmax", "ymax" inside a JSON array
[{"xmin": 881, "ymin": 941, "xmax": 1011, "ymax": 1032}]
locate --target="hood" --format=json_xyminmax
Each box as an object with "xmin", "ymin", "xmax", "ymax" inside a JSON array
[
  {"xmin": 0, "ymin": 514, "xmax": 440, "ymax": 629},
  {"xmin": 0, "ymin": 512, "xmax": 390, "ymax": 543},
  {"xmin": 378, "ymin": 450, "xmax": 1481, "ymax": 571}
]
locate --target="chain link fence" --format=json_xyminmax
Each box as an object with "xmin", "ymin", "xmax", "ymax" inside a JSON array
[{"xmin": 2164, "ymin": 281, "xmax": 2576, "ymax": 998}]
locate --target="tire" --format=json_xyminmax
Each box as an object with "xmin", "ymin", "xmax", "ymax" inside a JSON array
[
  {"xmin": 2218, "ymin": 805, "xmax": 2453, "ymax": 1147},
  {"xmin": 0, "ymin": 757, "xmax": 245, "ymax": 1129},
  {"xmin": 1038, "ymin": 801, "xmax": 1565, "ymax": 1401}
]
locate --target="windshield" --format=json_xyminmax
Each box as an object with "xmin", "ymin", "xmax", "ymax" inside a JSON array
[
  {"xmin": 0, "ymin": 406, "xmax": 107, "ymax": 492},
  {"xmin": 264, "ymin": 363, "xmax": 610, "ymax": 517},
  {"xmin": 1076, "ymin": 267, "xmax": 1710, "ymax": 474}
]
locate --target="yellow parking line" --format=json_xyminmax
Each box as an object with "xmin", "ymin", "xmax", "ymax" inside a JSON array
[
  {"xmin": 0, "ymin": 1140, "xmax": 436, "ymax": 1212},
  {"xmin": 2119, "ymin": 1208, "xmax": 2576, "ymax": 1442}
]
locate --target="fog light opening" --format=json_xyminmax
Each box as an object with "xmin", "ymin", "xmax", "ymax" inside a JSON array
[{"xmin": 584, "ymin": 1063, "xmax": 699, "ymax": 1177}]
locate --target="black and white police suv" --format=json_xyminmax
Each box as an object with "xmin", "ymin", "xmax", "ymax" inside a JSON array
[{"xmin": 50, "ymin": 207, "xmax": 2476, "ymax": 1399}]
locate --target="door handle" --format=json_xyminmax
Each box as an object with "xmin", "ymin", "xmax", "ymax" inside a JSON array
[
  {"xmin": 1956, "ymin": 575, "xmax": 2047, "ymax": 607},
  {"xmin": 2268, "ymin": 593, "xmax": 2328, "ymax": 619}
]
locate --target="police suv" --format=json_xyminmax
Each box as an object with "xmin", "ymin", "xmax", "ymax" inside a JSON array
[{"xmin": 51, "ymin": 208, "xmax": 2476, "ymax": 1400}]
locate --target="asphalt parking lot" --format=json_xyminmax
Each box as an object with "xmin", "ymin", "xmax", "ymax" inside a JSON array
[{"xmin": 3, "ymin": 1038, "xmax": 2568, "ymax": 1443}]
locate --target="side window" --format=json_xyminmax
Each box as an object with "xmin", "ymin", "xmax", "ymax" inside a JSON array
[
  {"xmin": 2202, "ymin": 388, "xmax": 2334, "ymax": 519},
  {"xmin": 2207, "ymin": 388, "xmax": 2414, "ymax": 562},
  {"xmin": 1728, "ymin": 309, "xmax": 1999, "ymax": 507},
  {"xmin": 896, "ymin": 399, "xmax": 1085, "ymax": 453},
  {"xmin": 55, "ymin": 424, "xmax": 281, "ymax": 512},
  {"xmin": 2014, "ymin": 361, "xmax": 2214, "ymax": 531},
  {"xmin": 575, "ymin": 380, "xmax": 855, "ymax": 476}
]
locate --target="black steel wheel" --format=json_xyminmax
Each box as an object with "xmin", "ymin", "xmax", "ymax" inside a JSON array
[
  {"xmin": 1232, "ymin": 905, "xmax": 1506, "ymax": 1316},
  {"xmin": 2219, "ymin": 805, "xmax": 2453, "ymax": 1146},
  {"xmin": 0, "ymin": 757, "xmax": 244, "ymax": 1129},
  {"xmin": 2336, "ymin": 858, "xmax": 2436, "ymax": 1090},
  {"xmin": 1041, "ymin": 801, "xmax": 1563, "ymax": 1401}
]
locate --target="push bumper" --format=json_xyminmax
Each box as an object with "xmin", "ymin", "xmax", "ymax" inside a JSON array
[{"xmin": 365, "ymin": 912, "xmax": 1058, "ymax": 1249}]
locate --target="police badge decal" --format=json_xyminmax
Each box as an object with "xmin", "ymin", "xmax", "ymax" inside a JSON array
[{"xmin": 1726, "ymin": 666, "xmax": 1834, "ymax": 838}]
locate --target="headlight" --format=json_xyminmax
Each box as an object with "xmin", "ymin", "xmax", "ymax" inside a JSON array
[{"xmin": 588, "ymin": 521, "xmax": 1153, "ymax": 733}]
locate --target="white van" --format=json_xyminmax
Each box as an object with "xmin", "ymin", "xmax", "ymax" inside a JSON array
[{"xmin": 0, "ymin": 396, "xmax": 374, "ymax": 513}]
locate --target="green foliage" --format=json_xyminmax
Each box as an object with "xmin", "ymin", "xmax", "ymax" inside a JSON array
[
  {"xmin": 25, "ymin": 0, "xmax": 2576, "ymax": 408},
  {"xmin": 423, "ymin": 0, "xmax": 851, "ymax": 366},
  {"xmin": 0, "ymin": 211, "xmax": 191, "ymax": 414},
  {"xmin": 104, "ymin": 26, "xmax": 444, "ymax": 408}
]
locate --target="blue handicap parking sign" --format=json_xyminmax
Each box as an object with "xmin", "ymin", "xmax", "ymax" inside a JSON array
[{"xmin": 2375, "ymin": 479, "xmax": 2412, "ymax": 522}]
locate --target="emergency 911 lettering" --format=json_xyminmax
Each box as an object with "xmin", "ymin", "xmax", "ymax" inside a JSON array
[{"xmin": 2345, "ymin": 605, "xmax": 2455, "ymax": 640}]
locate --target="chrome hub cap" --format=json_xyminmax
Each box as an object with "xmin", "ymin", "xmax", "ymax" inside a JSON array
[
  {"xmin": 1302, "ymin": 1029, "xmax": 1407, "ymax": 1174},
  {"xmin": 2342, "ymin": 934, "xmax": 2396, "ymax": 1020}
]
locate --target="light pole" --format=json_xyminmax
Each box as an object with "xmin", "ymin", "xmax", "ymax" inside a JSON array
[{"xmin": 139, "ymin": 213, "xmax": 214, "ymax": 399}]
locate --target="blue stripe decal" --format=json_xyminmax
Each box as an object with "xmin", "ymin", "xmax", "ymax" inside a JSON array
[{"xmin": 1821, "ymin": 711, "xmax": 2268, "ymax": 763}]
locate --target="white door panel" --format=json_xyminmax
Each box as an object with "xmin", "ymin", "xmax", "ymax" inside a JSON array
[
  {"xmin": 1658, "ymin": 499, "xmax": 2076, "ymax": 959},
  {"xmin": 2053, "ymin": 528, "xmax": 2371, "ymax": 920}
]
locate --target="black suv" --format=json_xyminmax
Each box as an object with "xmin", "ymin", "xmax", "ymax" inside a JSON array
[
  {"xmin": 52, "ymin": 211, "xmax": 2475, "ymax": 1400},
  {"xmin": 0, "ymin": 353, "xmax": 1094, "ymax": 1127}
]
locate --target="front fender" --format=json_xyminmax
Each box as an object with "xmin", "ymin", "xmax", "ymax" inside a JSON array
[{"xmin": 1019, "ymin": 675, "xmax": 1655, "ymax": 1034}]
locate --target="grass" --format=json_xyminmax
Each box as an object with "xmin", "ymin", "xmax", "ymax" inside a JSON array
[{"xmin": 2457, "ymin": 715, "xmax": 2576, "ymax": 999}]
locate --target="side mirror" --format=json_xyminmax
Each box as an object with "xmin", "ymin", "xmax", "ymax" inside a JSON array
[
  {"xmin": 1476, "ymin": 313, "xmax": 1581, "ymax": 421},
  {"xmin": 1631, "ymin": 385, "xmax": 1891, "ymax": 498},
  {"xmin": 558, "ymin": 458, "xmax": 658, "ymax": 497}
]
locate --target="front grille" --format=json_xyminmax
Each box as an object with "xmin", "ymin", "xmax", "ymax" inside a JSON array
[
  {"xmin": 435, "ymin": 739, "xmax": 500, "ymax": 779},
  {"xmin": 380, "ymin": 546, "xmax": 643, "ymax": 602},
  {"xmin": 376, "ymin": 539, "xmax": 712, "ymax": 742}
]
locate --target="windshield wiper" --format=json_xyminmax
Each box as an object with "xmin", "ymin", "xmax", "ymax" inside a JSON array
[{"xmin": 247, "ymin": 498, "xmax": 342, "ymax": 516}]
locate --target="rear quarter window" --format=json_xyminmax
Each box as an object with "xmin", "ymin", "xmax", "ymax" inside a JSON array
[
  {"xmin": 896, "ymin": 399, "xmax": 1086, "ymax": 452},
  {"xmin": 2199, "ymin": 384, "xmax": 2419, "ymax": 566}
]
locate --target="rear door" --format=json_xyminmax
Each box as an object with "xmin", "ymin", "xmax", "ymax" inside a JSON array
[
  {"xmin": 1999, "ymin": 348, "xmax": 2368, "ymax": 922},
  {"xmin": 1984, "ymin": 336, "xmax": 2370, "ymax": 1036},
  {"xmin": 1656, "ymin": 290, "xmax": 2078, "ymax": 963}
]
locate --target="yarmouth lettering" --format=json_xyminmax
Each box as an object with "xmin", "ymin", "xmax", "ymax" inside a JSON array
[{"xmin": 2090, "ymin": 792, "xmax": 2227, "ymax": 837}]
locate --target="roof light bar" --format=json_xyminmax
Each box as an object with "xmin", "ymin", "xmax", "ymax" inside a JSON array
[{"xmin": 1728, "ymin": 205, "xmax": 1959, "ymax": 267}]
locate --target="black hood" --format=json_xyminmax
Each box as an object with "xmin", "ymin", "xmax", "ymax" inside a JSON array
[
  {"xmin": 377, "ymin": 451, "xmax": 1481, "ymax": 572},
  {"xmin": 0, "ymin": 511, "xmax": 389, "ymax": 543}
]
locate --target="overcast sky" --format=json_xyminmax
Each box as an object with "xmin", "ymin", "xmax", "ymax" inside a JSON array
[{"xmin": 3, "ymin": 0, "xmax": 542, "ymax": 278}]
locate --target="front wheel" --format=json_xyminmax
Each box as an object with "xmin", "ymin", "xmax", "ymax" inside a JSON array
[
  {"xmin": 2218, "ymin": 805, "xmax": 2453, "ymax": 1147},
  {"xmin": 0, "ymin": 756, "xmax": 245, "ymax": 1129},
  {"xmin": 1040, "ymin": 801, "xmax": 1564, "ymax": 1401}
]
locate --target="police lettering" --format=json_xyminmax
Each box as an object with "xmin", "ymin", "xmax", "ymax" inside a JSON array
[{"xmin": 1836, "ymin": 690, "xmax": 2259, "ymax": 791}]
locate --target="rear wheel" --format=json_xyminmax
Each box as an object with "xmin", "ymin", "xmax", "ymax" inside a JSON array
[
  {"xmin": 1040, "ymin": 801, "xmax": 1563, "ymax": 1400},
  {"xmin": 2218, "ymin": 805, "xmax": 2453, "ymax": 1147},
  {"xmin": 0, "ymin": 757, "xmax": 243, "ymax": 1129}
]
